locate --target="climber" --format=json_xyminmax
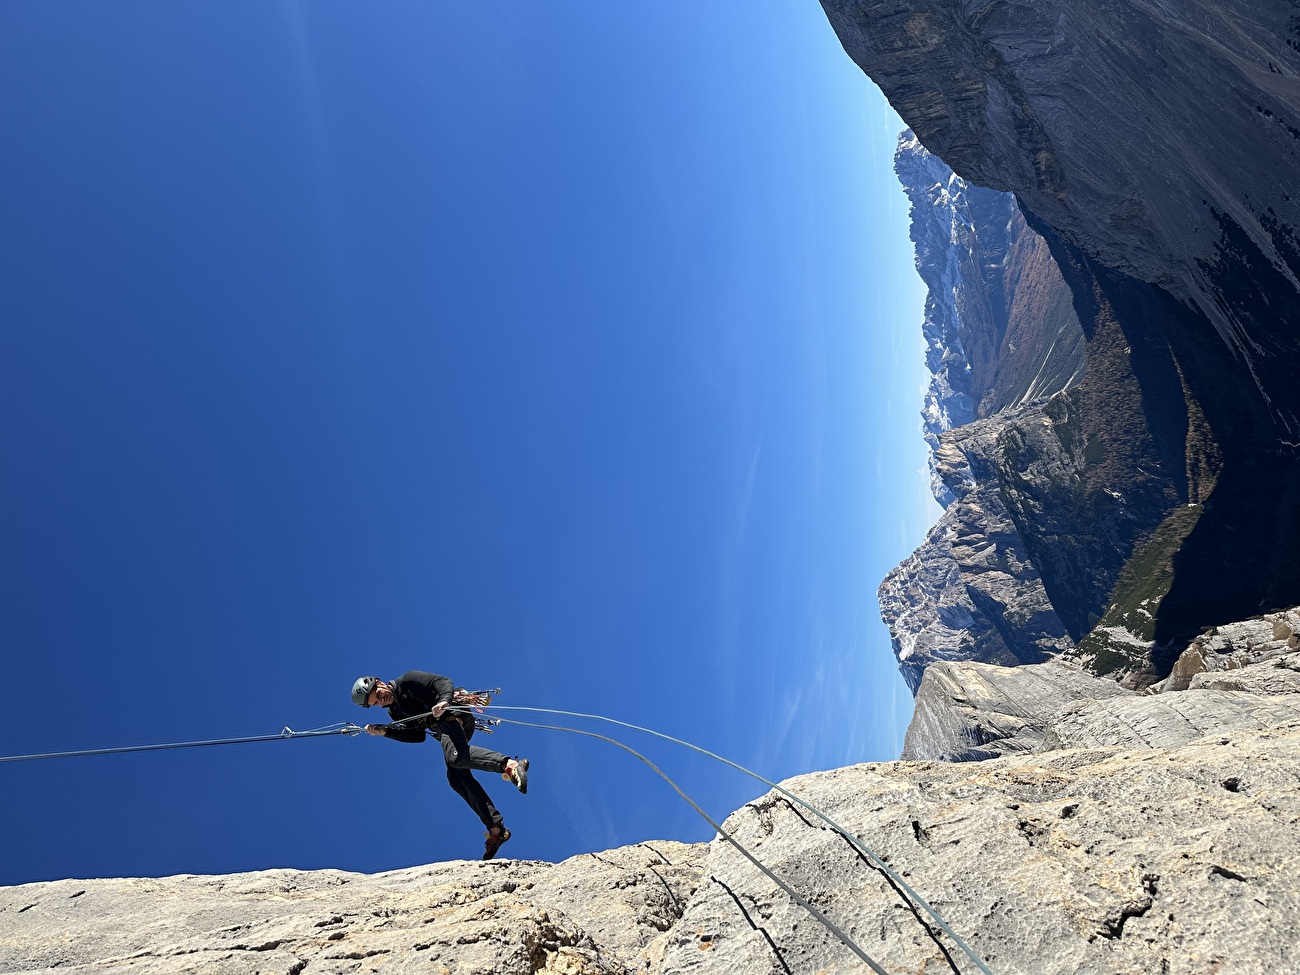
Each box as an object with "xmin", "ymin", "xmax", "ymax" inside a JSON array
[{"xmin": 352, "ymin": 671, "xmax": 529, "ymax": 860}]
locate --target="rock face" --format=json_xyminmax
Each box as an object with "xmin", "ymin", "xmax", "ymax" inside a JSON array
[
  {"xmin": 0, "ymin": 841, "xmax": 708, "ymax": 975},
  {"xmin": 859, "ymin": 2, "xmax": 1300, "ymax": 686},
  {"xmin": 662, "ymin": 722, "xmax": 1300, "ymax": 975},
  {"xmin": 878, "ymin": 485, "xmax": 1072, "ymax": 693},
  {"xmin": 879, "ymin": 407, "xmax": 1076, "ymax": 692},
  {"xmin": 897, "ymin": 610, "xmax": 1300, "ymax": 759},
  {"xmin": 821, "ymin": 0, "xmax": 1300, "ymax": 435},
  {"xmin": 1154, "ymin": 607, "xmax": 1300, "ymax": 692},
  {"xmin": 903, "ymin": 657, "xmax": 1133, "ymax": 760}
]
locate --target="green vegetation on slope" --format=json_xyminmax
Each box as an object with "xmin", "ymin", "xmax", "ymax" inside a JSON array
[{"xmin": 1069, "ymin": 503, "xmax": 1205, "ymax": 682}]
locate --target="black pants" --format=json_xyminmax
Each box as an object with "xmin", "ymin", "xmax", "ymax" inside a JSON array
[{"xmin": 438, "ymin": 718, "xmax": 508, "ymax": 832}]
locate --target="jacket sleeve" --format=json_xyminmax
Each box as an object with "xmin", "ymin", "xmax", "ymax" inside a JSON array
[{"xmin": 381, "ymin": 724, "xmax": 426, "ymax": 744}]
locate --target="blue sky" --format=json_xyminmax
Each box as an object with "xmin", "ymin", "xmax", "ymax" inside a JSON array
[{"xmin": 1, "ymin": 1, "xmax": 937, "ymax": 884}]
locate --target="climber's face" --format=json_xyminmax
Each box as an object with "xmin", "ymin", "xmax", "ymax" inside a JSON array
[{"xmin": 368, "ymin": 682, "xmax": 395, "ymax": 708}]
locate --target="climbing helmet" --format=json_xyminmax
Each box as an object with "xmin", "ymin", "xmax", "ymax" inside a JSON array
[{"xmin": 352, "ymin": 676, "xmax": 379, "ymax": 707}]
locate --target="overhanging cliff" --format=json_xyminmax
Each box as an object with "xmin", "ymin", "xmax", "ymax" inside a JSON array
[
  {"xmin": 856, "ymin": 2, "xmax": 1300, "ymax": 686},
  {"xmin": 821, "ymin": 0, "xmax": 1300, "ymax": 428}
]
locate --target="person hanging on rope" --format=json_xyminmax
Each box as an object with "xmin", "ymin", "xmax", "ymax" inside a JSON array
[{"xmin": 351, "ymin": 671, "xmax": 529, "ymax": 859}]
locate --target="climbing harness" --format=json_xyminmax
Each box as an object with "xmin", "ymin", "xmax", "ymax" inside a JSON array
[
  {"xmin": 381, "ymin": 688, "xmax": 503, "ymax": 735},
  {"xmin": 0, "ymin": 723, "xmax": 361, "ymax": 763},
  {"xmin": 451, "ymin": 687, "xmax": 503, "ymax": 733}
]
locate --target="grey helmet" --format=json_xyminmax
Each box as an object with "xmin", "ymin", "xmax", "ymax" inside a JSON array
[{"xmin": 352, "ymin": 676, "xmax": 379, "ymax": 707}]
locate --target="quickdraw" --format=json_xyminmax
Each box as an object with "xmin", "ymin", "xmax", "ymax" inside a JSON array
[{"xmin": 452, "ymin": 687, "xmax": 503, "ymax": 733}]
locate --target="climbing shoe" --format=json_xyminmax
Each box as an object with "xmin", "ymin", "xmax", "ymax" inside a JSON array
[
  {"xmin": 502, "ymin": 757, "xmax": 529, "ymax": 794},
  {"xmin": 482, "ymin": 826, "xmax": 511, "ymax": 860}
]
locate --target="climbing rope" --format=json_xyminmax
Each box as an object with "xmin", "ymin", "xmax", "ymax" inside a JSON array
[
  {"xmin": 0, "ymin": 723, "xmax": 362, "ymax": 763},
  {"xmin": 486, "ymin": 712, "xmax": 892, "ymax": 975},
  {"xmin": 393, "ymin": 703, "xmax": 991, "ymax": 975},
  {"xmin": 0, "ymin": 702, "xmax": 992, "ymax": 975},
  {"xmin": 483, "ymin": 704, "xmax": 995, "ymax": 975},
  {"xmin": 1, "ymin": 707, "xmax": 889, "ymax": 971}
]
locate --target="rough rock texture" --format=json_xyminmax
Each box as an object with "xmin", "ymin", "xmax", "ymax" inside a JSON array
[
  {"xmin": 835, "ymin": 0, "xmax": 1300, "ymax": 678},
  {"xmin": 903, "ymin": 658, "xmax": 1133, "ymax": 760},
  {"xmin": 0, "ymin": 841, "xmax": 707, "ymax": 975},
  {"xmin": 660, "ymin": 724, "xmax": 1300, "ymax": 975},
  {"xmin": 9, "ymin": 730, "xmax": 1300, "ymax": 975},
  {"xmin": 1191, "ymin": 655, "xmax": 1300, "ymax": 695},
  {"xmin": 821, "ymin": 0, "xmax": 1300, "ymax": 433},
  {"xmin": 1044, "ymin": 690, "xmax": 1300, "ymax": 752},
  {"xmin": 1154, "ymin": 608, "xmax": 1300, "ymax": 692}
]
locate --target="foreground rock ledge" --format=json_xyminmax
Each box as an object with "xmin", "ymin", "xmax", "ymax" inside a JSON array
[
  {"xmin": 6, "ymin": 725, "xmax": 1300, "ymax": 974},
  {"xmin": 0, "ymin": 842, "xmax": 707, "ymax": 975}
]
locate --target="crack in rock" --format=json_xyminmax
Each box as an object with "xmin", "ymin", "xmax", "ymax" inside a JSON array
[
  {"xmin": 1211, "ymin": 865, "xmax": 1248, "ymax": 882},
  {"xmin": 233, "ymin": 939, "xmax": 289, "ymax": 952},
  {"xmin": 1096, "ymin": 873, "xmax": 1160, "ymax": 941},
  {"xmin": 328, "ymin": 948, "xmax": 391, "ymax": 960}
]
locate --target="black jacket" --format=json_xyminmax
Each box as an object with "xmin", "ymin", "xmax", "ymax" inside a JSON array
[{"xmin": 380, "ymin": 670, "xmax": 455, "ymax": 743}]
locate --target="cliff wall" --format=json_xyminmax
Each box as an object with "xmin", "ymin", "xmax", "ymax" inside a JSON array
[
  {"xmin": 866, "ymin": 3, "xmax": 1300, "ymax": 688},
  {"xmin": 822, "ymin": 0, "xmax": 1300, "ymax": 434}
]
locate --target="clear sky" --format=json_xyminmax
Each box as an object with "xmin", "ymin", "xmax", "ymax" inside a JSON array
[{"xmin": 1, "ymin": 1, "xmax": 937, "ymax": 885}]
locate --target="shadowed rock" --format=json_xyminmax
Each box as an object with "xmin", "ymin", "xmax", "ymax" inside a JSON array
[
  {"xmin": 821, "ymin": 0, "xmax": 1300, "ymax": 429},
  {"xmin": 854, "ymin": 0, "xmax": 1300, "ymax": 686}
]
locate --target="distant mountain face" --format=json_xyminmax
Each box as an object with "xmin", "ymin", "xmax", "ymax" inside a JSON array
[
  {"xmin": 838, "ymin": 2, "xmax": 1300, "ymax": 689},
  {"xmin": 897, "ymin": 131, "xmax": 1084, "ymax": 426},
  {"xmin": 896, "ymin": 131, "xmax": 1086, "ymax": 507},
  {"xmin": 885, "ymin": 137, "xmax": 1192, "ymax": 689}
]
